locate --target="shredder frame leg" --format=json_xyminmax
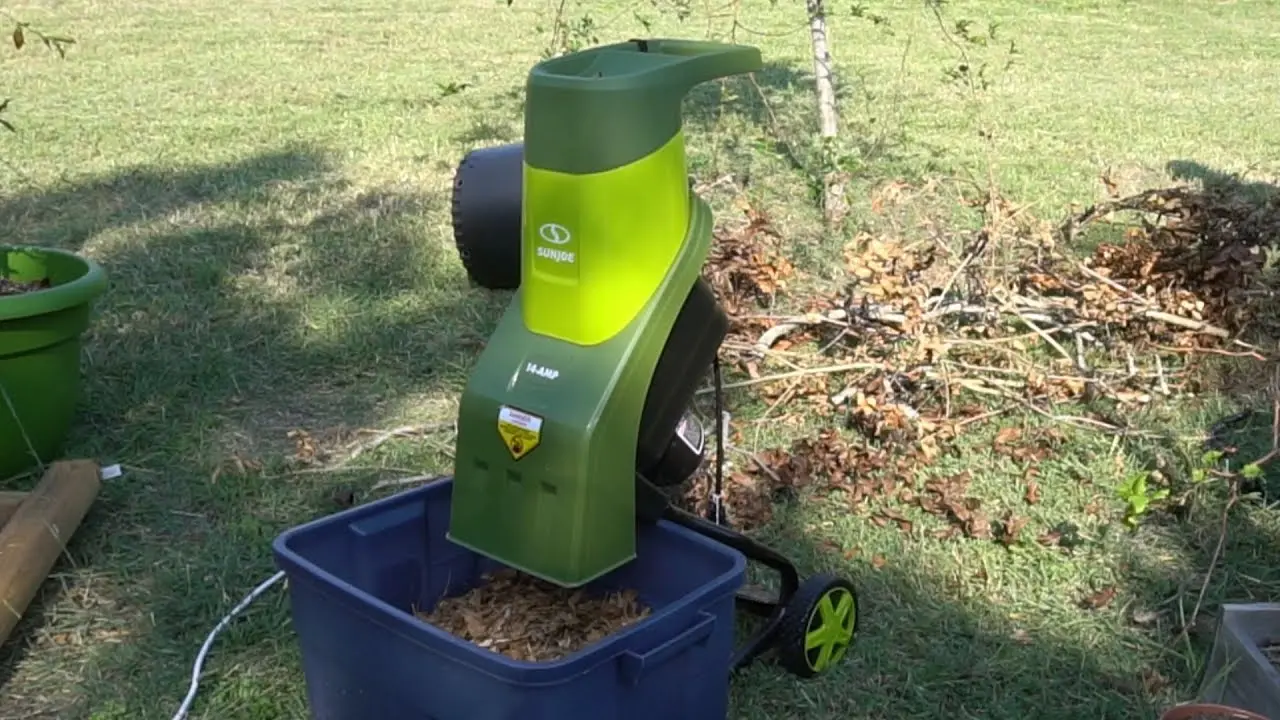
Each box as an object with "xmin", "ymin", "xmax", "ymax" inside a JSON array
[{"xmin": 661, "ymin": 504, "xmax": 800, "ymax": 671}]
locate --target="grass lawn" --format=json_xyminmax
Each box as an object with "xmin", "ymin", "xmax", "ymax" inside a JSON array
[{"xmin": 2, "ymin": 0, "xmax": 1280, "ymax": 718}]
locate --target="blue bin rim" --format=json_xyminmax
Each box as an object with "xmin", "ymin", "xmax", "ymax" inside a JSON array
[{"xmin": 271, "ymin": 475, "xmax": 747, "ymax": 683}]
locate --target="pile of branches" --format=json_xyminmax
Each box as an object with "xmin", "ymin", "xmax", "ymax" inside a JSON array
[{"xmin": 687, "ymin": 179, "xmax": 1280, "ymax": 535}]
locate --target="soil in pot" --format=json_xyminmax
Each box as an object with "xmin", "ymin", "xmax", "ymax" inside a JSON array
[
  {"xmin": 0, "ymin": 277, "xmax": 50, "ymax": 296},
  {"xmin": 415, "ymin": 568, "xmax": 651, "ymax": 662}
]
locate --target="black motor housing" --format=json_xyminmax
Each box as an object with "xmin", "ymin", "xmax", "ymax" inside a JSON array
[
  {"xmin": 451, "ymin": 143, "xmax": 725, "ymax": 491},
  {"xmin": 636, "ymin": 279, "xmax": 727, "ymax": 486}
]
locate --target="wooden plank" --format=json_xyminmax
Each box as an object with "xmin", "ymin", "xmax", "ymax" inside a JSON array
[
  {"xmin": 0, "ymin": 492, "xmax": 25, "ymax": 527},
  {"xmin": 0, "ymin": 460, "xmax": 100, "ymax": 647}
]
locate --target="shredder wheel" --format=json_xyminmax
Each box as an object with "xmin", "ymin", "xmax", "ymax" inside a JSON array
[
  {"xmin": 776, "ymin": 573, "xmax": 859, "ymax": 678},
  {"xmin": 451, "ymin": 143, "xmax": 523, "ymax": 290}
]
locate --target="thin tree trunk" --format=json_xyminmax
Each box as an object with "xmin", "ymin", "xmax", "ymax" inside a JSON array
[{"xmin": 807, "ymin": 0, "xmax": 846, "ymax": 227}]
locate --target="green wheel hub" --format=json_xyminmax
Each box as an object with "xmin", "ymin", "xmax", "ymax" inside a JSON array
[
  {"xmin": 803, "ymin": 586, "xmax": 856, "ymax": 672},
  {"xmin": 776, "ymin": 572, "xmax": 859, "ymax": 678}
]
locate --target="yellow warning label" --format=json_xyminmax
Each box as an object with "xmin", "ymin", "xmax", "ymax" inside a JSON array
[{"xmin": 497, "ymin": 405, "xmax": 543, "ymax": 460}]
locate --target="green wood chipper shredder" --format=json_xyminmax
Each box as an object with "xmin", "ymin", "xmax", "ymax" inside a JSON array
[{"xmin": 446, "ymin": 38, "xmax": 859, "ymax": 677}]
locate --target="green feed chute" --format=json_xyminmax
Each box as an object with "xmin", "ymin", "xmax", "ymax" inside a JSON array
[{"xmin": 447, "ymin": 40, "xmax": 763, "ymax": 588}]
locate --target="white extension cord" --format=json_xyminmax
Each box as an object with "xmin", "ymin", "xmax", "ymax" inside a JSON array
[{"xmin": 170, "ymin": 570, "xmax": 288, "ymax": 720}]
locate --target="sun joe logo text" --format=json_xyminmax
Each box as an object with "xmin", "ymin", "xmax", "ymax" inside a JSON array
[
  {"xmin": 535, "ymin": 222, "xmax": 576, "ymax": 265},
  {"xmin": 536, "ymin": 246, "xmax": 575, "ymax": 263}
]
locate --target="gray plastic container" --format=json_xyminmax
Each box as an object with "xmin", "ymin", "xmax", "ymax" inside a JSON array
[{"xmin": 1200, "ymin": 603, "xmax": 1280, "ymax": 718}]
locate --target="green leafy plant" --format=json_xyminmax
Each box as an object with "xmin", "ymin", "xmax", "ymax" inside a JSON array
[
  {"xmin": 1117, "ymin": 470, "xmax": 1169, "ymax": 528},
  {"xmin": 1127, "ymin": 444, "xmax": 1271, "ymax": 530},
  {"xmin": 1190, "ymin": 449, "xmax": 1224, "ymax": 484},
  {"xmin": 0, "ymin": 12, "xmax": 74, "ymax": 132},
  {"xmin": 1190, "ymin": 448, "xmax": 1268, "ymax": 490}
]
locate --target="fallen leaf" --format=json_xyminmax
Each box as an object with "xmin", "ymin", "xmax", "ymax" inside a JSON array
[
  {"xmin": 1080, "ymin": 586, "xmax": 1117, "ymax": 610},
  {"xmin": 1140, "ymin": 667, "xmax": 1170, "ymax": 695},
  {"xmin": 871, "ymin": 554, "xmax": 887, "ymax": 569},
  {"xmin": 1023, "ymin": 479, "xmax": 1041, "ymax": 505},
  {"xmin": 1011, "ymin": 628, "xmax": 1032, "ymax": 645},
  {"xmin": 966, "ymin": 511, "xmax": 993, "ymax": 540},
  {"xmin": 994, "ymin": 427, "xmax": 1021, "ymax": 447},
  {"xmin": 875, "ymin": 507, "xmax": 914, "ymax": 534},
  {"xmin": 998, "ymin": 513, "xmax": 1028, "ymax": 547}
]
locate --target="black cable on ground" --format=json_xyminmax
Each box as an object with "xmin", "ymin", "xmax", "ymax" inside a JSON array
[{"xmin": 712, "ymin": 354, "xmax": 726, "ymax": 526}]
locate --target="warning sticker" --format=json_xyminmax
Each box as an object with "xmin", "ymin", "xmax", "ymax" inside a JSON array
[{"xmin": 497, "ymin": 405, "xmax": 543, "ymax": 460}]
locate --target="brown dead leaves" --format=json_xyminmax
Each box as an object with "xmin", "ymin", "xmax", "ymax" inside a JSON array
[
  {"xmin": 997, "ymin": 512, "xmax": 1029, "ymax": 547},
  {"xmin": 1080, "ymin": 585, "xmax": 1117, "ymax": 610},
  {"xmin": 843, "ymin": 236, "xmax": 939, "ymax": 336},
  {"xmin": 1023, "ymin": 473, "xmax": 1041, "ymax": 505},
  {"xmin": 704, "ymin": 205, "xmax": 794, "ymax": 322},
  {"xmin": 919, "ymin": 472, "xmax": 991, "ymax": 540},
  {"xmin": 416, "ymin": 569, "xmax": 650, "ymax": 662},
  {"xmin": 685, "ymin": 425, "xmax": 1054, "ymax": 547},
  {"xmin": 992, "ymin": 426, "xmax": 1062, "ymax": 464},
  {"xmin": 683, "ymin": 429, "xmax": 917, "ymax": 531},
  {"xmin": 1070, "ymin": 183, "xmax": 1280, "ymax": 338}
]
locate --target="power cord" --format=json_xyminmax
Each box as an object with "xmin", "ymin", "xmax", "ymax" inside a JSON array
[
  {"xmin": 711, "ymin": 354, "xmax": 726, "ymax": 526},
  {"xmin": 171, "ymin": 570, "xmax": 287, "ymax": 720}
]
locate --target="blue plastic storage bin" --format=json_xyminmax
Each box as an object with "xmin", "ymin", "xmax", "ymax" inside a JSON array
[{"xmin": 272, "ymin": 477, "xmax": 746, "ymax": 720}]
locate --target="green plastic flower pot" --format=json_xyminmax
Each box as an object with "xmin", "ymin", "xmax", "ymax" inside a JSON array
[{"xmin": 0, "ymin": 246, "xmax": 106, "ymax": 480}]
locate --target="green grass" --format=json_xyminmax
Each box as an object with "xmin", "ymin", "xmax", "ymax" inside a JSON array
[{"xmin": 2, "ymin": 0, "xmax": 1280, "ymax": 718}]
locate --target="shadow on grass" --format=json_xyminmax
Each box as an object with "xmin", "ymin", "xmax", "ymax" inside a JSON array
[
  {"xmin": 1167, "ymin": 159, "xmax": 1280, "ymax": 206},
  {"xmin": 712, "ymin": 490, "xmax": 1179, "ymax": 720},
  {"xmin": 0, "ymin": 146, "xmax": 511, "ymax": 717}
]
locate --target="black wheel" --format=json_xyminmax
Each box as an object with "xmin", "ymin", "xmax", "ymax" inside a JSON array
[
  {"xmin": 451, "ymin": 143, "xmax": 524, "ymax": 290},
  {"xmin": 776, "ymin": 573, "xmax": 859, "ymax": 678}
]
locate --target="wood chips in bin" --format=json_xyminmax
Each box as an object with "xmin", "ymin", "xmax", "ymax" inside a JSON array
[{"xmin": 415, "ymin": 568, "xmax": 652, "ymax": 662}]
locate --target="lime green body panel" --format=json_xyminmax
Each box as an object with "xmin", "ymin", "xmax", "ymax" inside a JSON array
[
  {"xmin": 447, "ymin": 200, "xmax": 715, "ymax": 587},
  {"xmin": 521, "ymin": 133, "xmax": 689, "ymax": 346},
  {"xmin": 448, "ymin": 38, "xmax": 763, "ymax": 586}
]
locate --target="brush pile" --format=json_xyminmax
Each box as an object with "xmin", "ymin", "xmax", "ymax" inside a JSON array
[{"xmin": 689, "ymin": 177, "xmax": 1280, "ymax": 535}]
